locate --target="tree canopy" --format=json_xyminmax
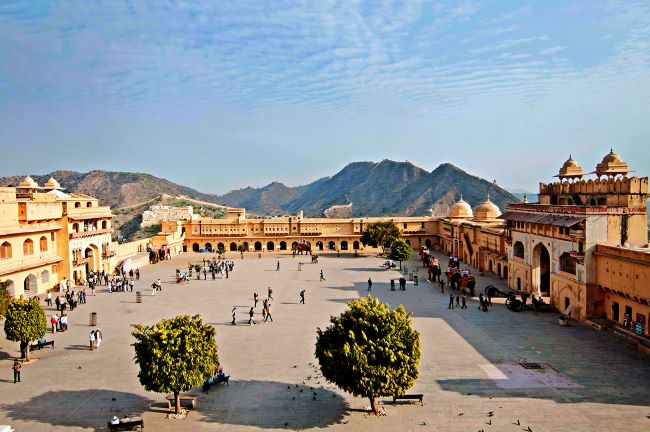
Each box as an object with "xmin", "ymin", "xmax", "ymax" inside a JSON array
[
  {"xmin": 0, "ymin": 280, "xmax": 12, "ymax": 319},
  {"xmin": 315, "ymin": 296, "xmax": 421, "ymax": 414},
  {"xmin": 4, "ymin": 299, "xmax": 47, "ymax": 361},
  {"xmin": 360, "ymin": 221, "xmax": 400, "ymax": 252},
  {"xmin": 389, "ymin": 238, "xmax": 413, "ymax": 269},
  {"xmin": 131, "ymin": 314, "xmax": 218, "ymax": 414}
]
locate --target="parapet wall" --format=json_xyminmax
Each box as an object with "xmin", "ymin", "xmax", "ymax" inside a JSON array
[{"xmin": 540, "ymin": 176, "xmax": 648, "ymax": 196}]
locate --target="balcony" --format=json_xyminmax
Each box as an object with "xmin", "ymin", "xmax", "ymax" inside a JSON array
[
  {"xmin": 569, "ymin": 250, "xmax": 585, "ymax": 264},
  {"xmin": 69, "ymin": 228, "xmax": 112, "ymax": 239},
  {"xmin": 72, "ymin": 257, "xmax": 88, "ymax": 266},
  {"xmin": 102, "ymin": 251, "xmax": 116, "ymax": 258}
]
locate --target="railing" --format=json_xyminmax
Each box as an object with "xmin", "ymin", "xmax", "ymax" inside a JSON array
[{"xmin": 69, "ymin": 228, "xmax": 112, "ymax": 239}]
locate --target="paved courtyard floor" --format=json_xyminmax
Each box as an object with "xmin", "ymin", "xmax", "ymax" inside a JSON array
[{"xmin": 1, "ymin": 251, "xmax": 649, "ymax": 431}]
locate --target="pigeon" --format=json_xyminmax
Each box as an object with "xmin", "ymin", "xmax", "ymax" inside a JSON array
[
  {"xmin": 342, "ymin": 420, "xmax": 349, "ymax": 424},
  {"xmin": 313, "ymin": 392, "xmax": 317, "ymax": 396},
  {"xmin": 312, "ymin": 397, "xmax": 317, "ymax": 401},
  {"xmin": 487, "ymin": 412, "xmax": 494, "ymax": 417},
  {"xmin": 295, "ymin": 384, "xmax": 298, "ymax": 388},
  {"xmin": 293, "ymin": 365, "xmax": 297, "ymax": 368},
  {"xmin": 284, "ymin": 422, "xmax": 288, "ymax": 426},
  {"xmin": 486, "ymin": 419, "xmax": 491, "ymax": 425},
  {"xmin": 513, "ymin": 419, "xmax": 520, "ymax": 426},
  {"xmin": 420, "ymin": 421, "xmax": 427, "ymax": 426},
  {"xmin": 526, "ymin": 427, "xmax": 533, "ymax": 432},
  {"xmin": 458, "ymin": 412, "xmax": 464, "ymax": 416}
]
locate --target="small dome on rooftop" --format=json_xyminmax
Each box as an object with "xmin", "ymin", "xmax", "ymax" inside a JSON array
[
  {"xmin": 43, "ymin": 177, "xmax": 62, "ymax": 190},
  {"xmin": 449, "ymin": 195, "xmax": 473, "ymax": 219},
  {"xmin": 473, "ymin": 195, "xmax": 500, "ymax": 221},
  {"xmin": 18, "ymin": 175, "xmax": 41, "ymax": 189},
  {"xmin": 555, "ymin": 155, "xmax": 584, "ymax": 180}
]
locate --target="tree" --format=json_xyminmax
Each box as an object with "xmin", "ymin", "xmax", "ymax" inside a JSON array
[
  {"xmin": 131, "ymin": 315, "xmax": 218, "ymax": 414},
  {"xmin": 360, "ymin": 221, "xmax": 400, "ymax": 254},
  {"xmin": 315, "ymin": 296, "xmax": 421, "ymax": 415},
  {"xmin": 216, "ymin": 246, "xmax": 226, "ymax": 259},
  {"xmin": 4, "ymin": 299, "xmax": 47, "ymax": 361},
  {"xmin": 237, "ymin": 244, "xmax": 246, "ymax": 258},
  {"xmin": 0, "ymin": 280, "xmax": 12, "ymax": 319},
  {"xmin": 389, "ymin": 238, "xmax": 413, "ymax": 270}
]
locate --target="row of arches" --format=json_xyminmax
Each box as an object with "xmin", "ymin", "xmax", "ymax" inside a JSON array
[
  {"xmin": 72, "ymin": 220, "xmax": 108, "ymax": 233},
  {"xmin": 0, "ymin": 236, "xmax": 51, "ymax": 260},
  {"xmin": 191, "ymin": 240, "xmax": 364, "ymax": 253},
  {"xmin": 1, "ymin": 270, "xmax": 50, "ymax": 298}
]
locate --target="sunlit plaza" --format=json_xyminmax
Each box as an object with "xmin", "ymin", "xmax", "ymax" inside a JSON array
[{"xmin": 1, "ymin": 251, "xmax": 649, "ymax": 431}]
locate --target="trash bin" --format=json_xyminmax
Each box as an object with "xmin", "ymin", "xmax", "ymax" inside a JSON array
[
  {"xmin": 89, "ymin": 312, "xmax": 97, "ymax": 326},
  {"xmin": 136, "ymin": 291, "xmax": 142, "ymax": 303},
  {"xmin": 414, "ymin": 276, "xmax": 418, "ymax": 286},
  {"xmin": 390, "ymin": 279, "xmax": 395, "ymax": 291}
]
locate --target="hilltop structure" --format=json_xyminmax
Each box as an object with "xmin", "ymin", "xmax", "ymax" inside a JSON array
[{"xmin": 141, "ymin": 204, "xmax": 194, "ymax": 227}]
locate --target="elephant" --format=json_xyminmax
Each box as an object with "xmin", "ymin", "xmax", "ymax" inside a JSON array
[
  {"xmin": 461, "ymin": 275, "xmax": 476, "ymax": 296},
  {"xmin": 447, "ymin": 268, "xmax": 462, "ymax": 290},
  {"xmin": 429, "ymin": 263, "xmax": 442, "ymax": 282}
]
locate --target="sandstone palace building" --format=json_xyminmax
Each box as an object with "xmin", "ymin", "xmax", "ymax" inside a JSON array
[{"xmin": 2, "ymin": 150, "xmax": 649, "ymax": 337}]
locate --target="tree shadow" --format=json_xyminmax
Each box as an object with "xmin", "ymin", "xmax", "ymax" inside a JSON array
[
  {"xmin": 1, "ymin": 389, "xmax": 153, "ymax": 430},
  {"xmin": 196, "ymin": 379, "xmax": 349, "ymax": 430},
  {"xmin": 64, "ymin": 344, "xmax": 91, "ymax": 351},
  {"xmin": 341, "ymin": 267, "xmax": 392, "ymax": 272}
]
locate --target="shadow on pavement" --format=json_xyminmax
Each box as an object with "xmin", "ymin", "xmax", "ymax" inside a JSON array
[
  {"xmin": 1, "ymin": 389, "xmax": 153, "ymax": 430},
  {"xmin": 196, "ymin": 379, "xmax": 349, "ymax": 430}
]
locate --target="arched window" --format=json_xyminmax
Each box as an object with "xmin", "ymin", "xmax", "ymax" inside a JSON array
[
  {"xmin": 74, "ymin": 202, "xmax": 81, "ymax": 208},
  {"xmin": 340, "ymin": 241, "xmax": 348, "ymax": 250},
  {"xmin": 40, "ymin": 236, "xmax": 48, "ymax": 252},
  {"xmin": 86, "ymin": 202, "xmax": 92, "ymax": 207},
  {"xmin": 192, "ymin": 243, "xmax": 199, "ymax": 252},
  {"xmin": 353, "ymin": 241, "xmax": 360, "ymax": 250},
  {"xmin": 41, "ymin": 270, "xmax": 50, "ymax": 284},
  {"xmin": 513, "ymin": 241, "xmax": 525, "ymax": 259},
  {"xmin": 23, "ymin": 239, "xmax": 34, "ymax": 255},
  {"xmin": 73, "ymin": 223, "xmax": 79, "ymax": 233},
  {"xmin": 560, "ymin": 252, "xmax": 576, "ymax": 274},
  {"xmin": 229, "ymin": 242, "xmax": 237, "ymax": 251},
  {"xmin": 102, "ymin": 221, "xmax": 108, "ymax": 230},
  {"xmin": 0, "ymin": 241, "xmax": 11, "ymax": 259}
]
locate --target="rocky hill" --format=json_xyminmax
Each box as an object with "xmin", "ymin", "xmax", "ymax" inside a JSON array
[{"xmin": 214, "ymin": 160, "xmax": 519, "ymax": 217}]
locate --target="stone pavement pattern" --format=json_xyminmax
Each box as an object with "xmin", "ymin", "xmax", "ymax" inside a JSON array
[{"xmin": 1, "ymin": 251, "xmax": 649, "ymax": 431}]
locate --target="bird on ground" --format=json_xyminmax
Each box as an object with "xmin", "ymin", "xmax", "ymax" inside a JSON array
[
  {"xmin": 526, "ymin": 427, "xmax": 533, "ymax": 432},
  {"xmin": 487, "ymin": 412, "xmax": 494, "ymax": 417},
  {"xmin": 486, "ymin": 419, "xmax": 491, "ymax": 425},
  {"xmin": 513, "ymin": 419, "xmax": 520, "ymax": 426}
]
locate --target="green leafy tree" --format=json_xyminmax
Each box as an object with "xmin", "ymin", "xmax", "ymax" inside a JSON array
[
  {"xmin": 216, "ymin": 246, "xmax": 226, "ymax": 258},
  {"xmin": 131, "ymin": 315, "xmax": 218, "ymax": 414},
  {"xmin": 0, "ymin": 280, "xmax": 12, "ymax": 319},
  {"xmin": 389, "ymin": 238, "xmax": 413, "ymax": 270},
  {"xmin": 194, "ymin": 263, "xmax": 203, "ymax": 279},
  {"xmin": 315, "ymin": 296, "xmax": 421, "ymax": 415},
  {"xmin": 360, "ymin": 221, "xmax": 400, "ymax": 254},
  {"xmin": 4, "ymin": 299, "xmax": 47, "ymax": 361},
  {"xmin": 237, "ymin": 244, "xmax": 246, "ymax": 258}
]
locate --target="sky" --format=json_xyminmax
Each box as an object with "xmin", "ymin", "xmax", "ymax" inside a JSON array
[{"xmin": 0, "ymin": 0, "xmax": 649, "ymax": 194}]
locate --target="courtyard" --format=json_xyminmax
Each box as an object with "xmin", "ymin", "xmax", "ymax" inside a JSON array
[{"xmin": 1, "ymin": 250, "xmax": 649, "ymax": 431}]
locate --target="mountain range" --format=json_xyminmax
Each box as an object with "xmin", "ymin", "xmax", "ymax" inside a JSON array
[{"xmin": 0, "ymin": 161, "xmax": 520, "ymax": 239}]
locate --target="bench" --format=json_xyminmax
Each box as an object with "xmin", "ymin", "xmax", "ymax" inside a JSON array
[
  {"xmin": 166, "ymin": 394, "xmax": 197, "ymax": 410},
  {"xmin": 29, "ymin": 341, "xmax": 54, "ymax": 351},
  {"xmin": 202, "ymin": 375, "xmax": 229, "ymax": 392},
  {"xmin": 392, "ymin": 394, "xmax": 424, "ymax": 405},
  {"xmin": 107, "ymin": 418, "xmax": 144, "ymax": 431}
]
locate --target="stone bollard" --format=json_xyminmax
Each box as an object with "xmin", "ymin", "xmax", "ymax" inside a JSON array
[
  {"xmin": 298, "ymin": 263, "xmax": 302, "ymax": 271},
  {"xmin": 89, "ymin": 312, "xmax": 97, "ymax": 327},
  {"xmin": 390, "ymin": 279, "xmax": 395, "ymax": 291},
  {"xmin": 136, "ymin": 291, "xmax": 142, "ymax": 303}
]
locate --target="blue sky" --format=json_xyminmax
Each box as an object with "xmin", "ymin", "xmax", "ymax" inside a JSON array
[{"xmin": 1, "ymin": 0, "xmax": 649, "ymax": 194}]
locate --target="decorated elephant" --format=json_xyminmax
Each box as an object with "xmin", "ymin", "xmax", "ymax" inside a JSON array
[
  {"xmin": 447, "ymin": 268, "xmax": 462, "ymax": 290},
  {"xmin": 428, "ymin": 262, "xmax": 442, "ymax": 282},
  {"xmin": 461, "ymin": 274, "xmax": 476, "ymax": 296}
]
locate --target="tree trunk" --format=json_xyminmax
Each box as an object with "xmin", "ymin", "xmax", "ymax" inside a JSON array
[
  {"xmin": 174, "ymin": 390, "xmax": 180, "ymax": 414},
  {"xmin": 399, "ymin": 261, "xmax": 402, "ymax": 270},
  {"xmin": 369, "ymin": 396, "xmax": 379, "ymax": 415},
  {"xmin": 24, "ymin": 341, "xmax": 30, "ymax": 362}
]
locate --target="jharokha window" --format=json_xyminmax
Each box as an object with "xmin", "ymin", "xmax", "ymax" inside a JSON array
[
  {"xmin": 0, "ymin": 241, "xmax": 11, "ymax": 259},
  {"xmin": 23, "ymin": 238, "xmax": 34, "ymax": 255},
  {"xmin": 513, "ymin": 241, "xmax": 525, "ymax": 259},
  {"xmin": 40, "ymin": 236, "xmax": 48, "ymax": 252}
]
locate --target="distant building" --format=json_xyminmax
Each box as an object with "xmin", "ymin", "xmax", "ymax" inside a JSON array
[{"xmin": 141, "ymin": 204, "xmax": 193, "ymax": 226}]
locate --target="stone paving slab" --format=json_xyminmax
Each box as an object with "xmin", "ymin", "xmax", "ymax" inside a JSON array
[{"xmin": 0, "ymin": 251, "xmax": 649, "ymax": 431}]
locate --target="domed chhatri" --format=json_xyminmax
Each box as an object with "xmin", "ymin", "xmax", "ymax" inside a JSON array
[
  {"xmin": 449, "ymin": 194, "xmax": 473, "ymax": 219},
  {"xmin": 43, "ymin": 177, "xmax": 63, "ymax": 191},
  {"xmin": 594, "ymin": 149, "xmax": 633, "ymax": 177},
  {"xmin": 473, "ymin": 195, "xmax": 501, "ymax": 221},
  {"xmin": 555, "ymin": 155, "xmax": 584, "ymax": 180},
  {"xmin": 17, "ymin": 175, "xmax": 41, "ymax": 190}
]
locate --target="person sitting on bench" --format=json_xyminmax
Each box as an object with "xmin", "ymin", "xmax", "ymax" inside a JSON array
[{"xmin": 38, "ymin": 337, "xmax": 47, "ymax": 344}]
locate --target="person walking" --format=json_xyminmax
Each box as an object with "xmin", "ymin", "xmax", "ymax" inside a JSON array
[
  {"xmin": 461, "ymin": 294, "xmax": 467, "ymax": 309},
  {"xmin": 254, "ymin": 292, "xmax": 259, "ymax": 308},
  {"xmin": 455, "ymin": 295, "xmax": 460, "ymax": 308},
  {"xmin": 320, "ymin": 270, "xmax": 325, "ymax": 281},
  {"xmin": 95, "ymin": 328, "xmax": 102, "ymax": 349},
  {"xmin": 13, "ymin": 359, "xmax": 21, "ymax": 384},
  {"xmin": 448, "ymin": 293, "xmax": 454, "ymax": 309},
  {"xmin": 300, "ymin": 290, "xmax": 305, "ymax": 304},
  {"xmin": 367, "ymin": 278, "xmax": 372, "ymax": 291},
  {"xmin": 51, "ymin": 314, "xmax": 58, "ymax": 334},
  {"xmin": 129, "ymin": 278, "xmax": 135, "ymax": 293},
  {"xmin": 276, "ymin": 261, "xmax": 280, "ymax": 271},
  {"xmin": 478, "ymin": 293, "xmax": 484, "ymax": 310},
  {"xmin": 151, "ymin": 283, "xmax": 156, "ymax": 296},
  {"xmin": 231, "ymin": 307, "xmax": 236, "ymax": 325},
  {"xmin": 265, "ymin": 303, "xmax": 273, "ymax": 322},
  {"xmin": 248, "ymin": 307, "xmax": 255, "ymax": 326},
  {"xmin": 267, "ymin": 287, "xmax": 273, "ymax": 300},
  {"xmin": 89, "ymin": 330, "xmax": 96, "ymax": 351},
  {"xmin": 46, "ymin": 291, "xmax": 52, "ymax": 307}
]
